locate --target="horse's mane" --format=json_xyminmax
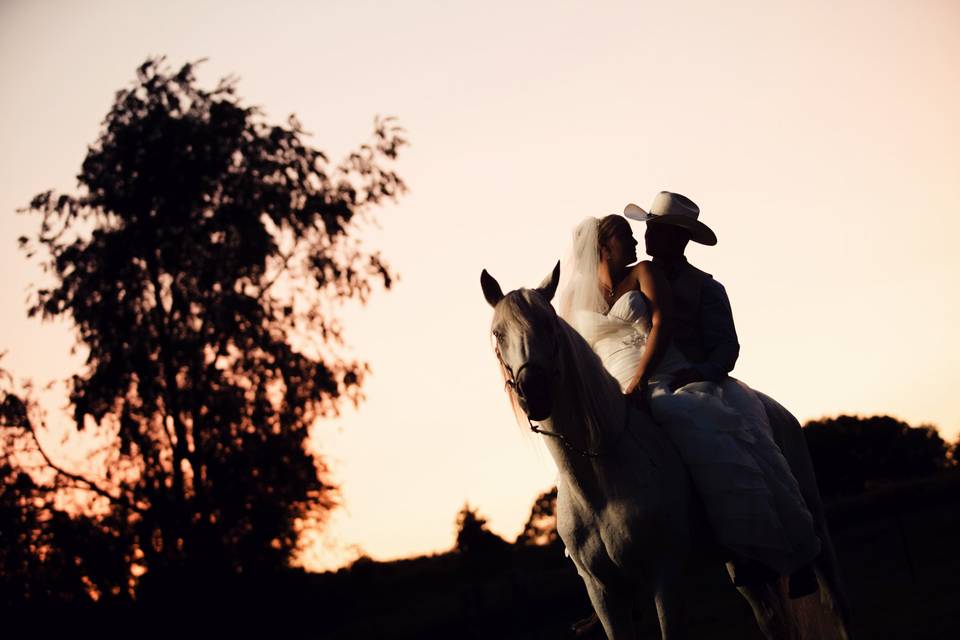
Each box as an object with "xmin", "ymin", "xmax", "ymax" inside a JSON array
[
  {"xmin": 492, "ymin": 288, "xmax": 626, "ymax": 451},
  {"xmin": 554, "ymin": 312, "xmax": 627, "ymax": 452}
]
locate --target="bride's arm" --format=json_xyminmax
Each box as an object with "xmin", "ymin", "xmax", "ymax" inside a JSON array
[{"xmin": 624, "ymin": 261, "xmax": 673, "ymax": 395}]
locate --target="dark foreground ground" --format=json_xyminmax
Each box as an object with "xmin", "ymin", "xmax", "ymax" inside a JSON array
[
  {"xmin": 310, "ymin": 473, "xmax": 960, "ymax": 640},
  {"xmin": 9, "ymin": 473, "xmax": 960, "ymax": 639}
]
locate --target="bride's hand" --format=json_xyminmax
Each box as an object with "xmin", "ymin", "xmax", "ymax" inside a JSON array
[{"xmin": 624, "ymin": 380, "xmax": 648, "ymax": 410}]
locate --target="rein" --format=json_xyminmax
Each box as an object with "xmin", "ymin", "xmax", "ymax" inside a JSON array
[
  {"xmin": 495, "ymin": 331, "xmax": 630, "ymax": 459},
  {"xmin": 527, "ymin": 407, "xmax": 630, "ymax": 459}
]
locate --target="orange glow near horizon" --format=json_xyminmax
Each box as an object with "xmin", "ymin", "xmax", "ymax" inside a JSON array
[{"xmin": 2, "ymin": 0, "xmax": 959, "ymax": 572}]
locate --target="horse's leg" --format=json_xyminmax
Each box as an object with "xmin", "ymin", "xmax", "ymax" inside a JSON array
[
  {"xmin": 812, "ymin": 563, "xmax": 855, "ymax": 640},
  {"xmin": 652, "ymin": 564, "xmax": 687, "ymax": 640},
  {"xmin": 727, "ymin": 565, "xmax": 798, "ymax": 640},
  {"xmin": 581, "ymin": 575, "xmax": 636, "ymax": 640},
  {"xmin": 808, "ymin": 521, "xmax": 854, "ymax": 639}
]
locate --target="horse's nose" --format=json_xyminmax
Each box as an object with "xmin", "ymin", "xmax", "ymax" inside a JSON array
[{"xmin": 517, "ymin": 365, "xmax": 552, "ymax": 421}]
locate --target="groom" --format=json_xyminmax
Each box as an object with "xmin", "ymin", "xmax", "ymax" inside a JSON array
[
  {"xmin": 624, "ymin": 192, "xmax": 735, "ymax": 391},
  {"xmin": 624, "ymin": 191, "xmax": 821, "ymax": 596}
]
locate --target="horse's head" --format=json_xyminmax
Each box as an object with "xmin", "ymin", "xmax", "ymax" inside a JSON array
[{"xmin": 481, "ymin": 262, "xmax": 562, "ymax": 421}]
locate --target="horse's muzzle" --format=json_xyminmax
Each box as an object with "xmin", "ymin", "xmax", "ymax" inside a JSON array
[{"xmin": 516, "ymin": 366, "xmax": 553, "ymax": 421}]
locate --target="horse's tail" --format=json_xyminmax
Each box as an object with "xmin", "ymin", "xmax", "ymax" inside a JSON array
[{"xmin": 756, "ymin": 391, "xmax": 855, "ymax": 640}]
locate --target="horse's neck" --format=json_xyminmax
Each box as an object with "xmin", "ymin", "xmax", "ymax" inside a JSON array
[{"xmin": 539, "ymin": 324, "xmax": 629, "ymax": 490}]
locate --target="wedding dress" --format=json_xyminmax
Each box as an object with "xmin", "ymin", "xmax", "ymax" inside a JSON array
[{"xmin": 580, "ymin": 289, "xmax": 821, "ymax": 576}]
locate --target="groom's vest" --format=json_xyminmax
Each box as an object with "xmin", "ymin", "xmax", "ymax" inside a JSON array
[{"xmin": 668, "ymin": 262, "xmax": 713, "ymax": 365}]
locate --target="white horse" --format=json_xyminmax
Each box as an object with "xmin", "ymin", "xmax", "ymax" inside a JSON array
[{"xmin": 480, "ymin": 264, "xmax": 853, "ymax": 640}]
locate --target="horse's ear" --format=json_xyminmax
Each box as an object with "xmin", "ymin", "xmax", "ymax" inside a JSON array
[
  {"xmin": 537, "ymin": 261, "xmax": 561, "ymax": 302},
  {"xmin": 480, "ymin": 269, "xmax": 504, "ymax": 308}
]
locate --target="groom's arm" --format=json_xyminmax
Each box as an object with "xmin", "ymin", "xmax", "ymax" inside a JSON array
[{"xmin": 695, "ymin": 279, "xmax": 740, "ymax": 382}]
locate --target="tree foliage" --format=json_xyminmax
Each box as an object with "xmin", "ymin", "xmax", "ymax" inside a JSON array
[
  {"xmin": 4, "ymin": 57, "xmax": 406, "ymax": 600},
  {"xmin": 803, "ymin": 414, "xmax": 953, "ymax": 499}
]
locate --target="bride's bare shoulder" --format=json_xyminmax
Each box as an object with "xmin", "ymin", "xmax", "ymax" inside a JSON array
[
  {"xmin": 630, "ymin": 261, "xmax": 671, "ymax": 292},
  {"xmin": 630, "ymin": 260, "xmax": 661, "ymax": 278}
]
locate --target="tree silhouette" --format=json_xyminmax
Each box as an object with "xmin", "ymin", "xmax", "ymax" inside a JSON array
[
  {"xmin": 4, "ymin": 57, "xmax": 406, "ymax": 602},
  {"xmin": 803, "ymin": 414, "xmax": 953, "ymax": 499},
  {"xmin": 515, "ymin": 486, "xmax": 559, "ymax": 548},
  {"xmin": 454, "ymin": 503, "xmax": 510, "ymax": 573}
]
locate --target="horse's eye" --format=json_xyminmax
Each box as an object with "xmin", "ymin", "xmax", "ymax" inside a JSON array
[{"xmin": 492, "ymin": 330, "xmax": 503, "ymax": 343}]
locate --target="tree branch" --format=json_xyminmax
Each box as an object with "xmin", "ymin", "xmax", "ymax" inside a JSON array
[{"xmin": 24, "ymin": 421, "xmax": 149, "ymax": 515}]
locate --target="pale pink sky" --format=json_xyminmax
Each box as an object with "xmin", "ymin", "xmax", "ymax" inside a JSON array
[{"xmin": 2, "ymin": 0, "xmax": 959, "ymax": 571}]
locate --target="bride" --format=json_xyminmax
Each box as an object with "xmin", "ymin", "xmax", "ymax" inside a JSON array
[{"xmin": 556, "ymin": 214, "xmax": 821, "ymax": 586}]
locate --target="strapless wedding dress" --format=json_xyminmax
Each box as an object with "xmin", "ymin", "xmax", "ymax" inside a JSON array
[{"xmin": 587, "ymin": 291, "xmax": 820, "ymax": 575}]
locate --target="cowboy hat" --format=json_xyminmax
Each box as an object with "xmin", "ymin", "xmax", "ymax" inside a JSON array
[{"xmin": 623, "ymin": 191, "xmax": 717, "ymax": 246}]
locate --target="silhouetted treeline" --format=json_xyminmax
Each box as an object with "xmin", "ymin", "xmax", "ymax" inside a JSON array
[
  {"xmin": 804, "ymin": 414, "xmax": 954, "ymax": 499},
  {"xmin": 0, "ymin": 56, "xmax": 405, "ymax": 609}
]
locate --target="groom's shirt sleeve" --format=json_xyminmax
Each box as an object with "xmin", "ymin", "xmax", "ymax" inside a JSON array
[{"xmin": 696, "ymin": 279, "xmax": 740, "ymax": 382}]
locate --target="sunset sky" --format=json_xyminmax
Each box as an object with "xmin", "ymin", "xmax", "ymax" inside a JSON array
[{"xmin": 2, "ymin": 0, "xmax": 958, "ymax": 571}]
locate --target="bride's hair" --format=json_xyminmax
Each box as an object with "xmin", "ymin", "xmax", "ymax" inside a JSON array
[
  {"xmin": 556, "ymin": 215, "xmax": 639, "ymax": 352},
  {"xmin": 558, "ymin": 215, "xmax": 632, "ymax": 323},
  {"xmin": 597, "ymin": 214, "xmax": 630, "ymax": 255}
]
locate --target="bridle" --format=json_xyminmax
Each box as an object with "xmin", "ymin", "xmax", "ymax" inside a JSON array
[
  {"xmin": 494, "ymin": 327, "xmax": 629, "ymax": 459},
  {"xmin": 496, "ymin": 331, "xmax": 559, "ymax": 401}
]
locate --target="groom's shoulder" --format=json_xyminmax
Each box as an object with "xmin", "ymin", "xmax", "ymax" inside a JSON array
[
  {"xmin": 686, "ymin": 264, "xmax": 734, "ymax": 306},
  {"xmin": 683, "ymin": 263, "xmax": 734, "ymax": 300},
  {"xmin": 683, "ymin": 261, "xmax": 714, "ymax": 281}
]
